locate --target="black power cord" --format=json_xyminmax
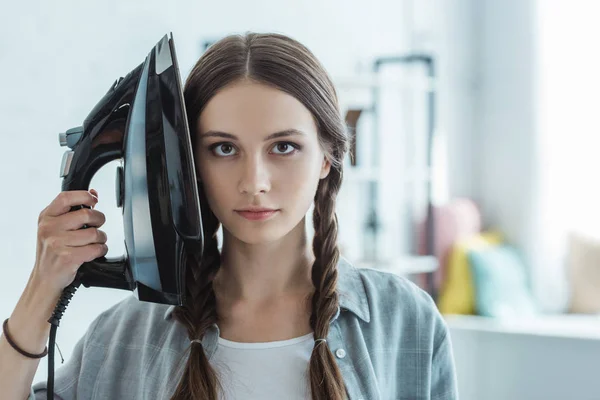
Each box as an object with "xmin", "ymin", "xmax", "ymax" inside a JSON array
[
  {"xmin": 44, "ymin": 203, "xmax": 91, "ymax": 398},
  {"xmin": 46, "ymin": 278, "xmax": 81, "ymax": 400}
]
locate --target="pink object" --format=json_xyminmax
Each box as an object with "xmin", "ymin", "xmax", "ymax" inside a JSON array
[{"xmin": 416, "ymin": 198, "xmax": 482, "ymax": 291}]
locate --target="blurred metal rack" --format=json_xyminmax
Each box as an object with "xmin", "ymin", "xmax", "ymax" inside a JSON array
[{"xmin": 334, "ymin": 54, "xmax": 439, "ymax": 301}]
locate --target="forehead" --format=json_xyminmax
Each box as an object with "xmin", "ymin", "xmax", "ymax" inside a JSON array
[{"xmin": 197, "ymin": 80, "xmax": 317, "ymax": 137}]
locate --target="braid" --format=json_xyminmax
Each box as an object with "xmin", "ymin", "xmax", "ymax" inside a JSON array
[
  {"xmin": 170, "ymin": 182, "xmax": 222, "ymax": 400},
  {"xmin": 308, "ymin": 169, "xmax": 347, "ymax": 400}
]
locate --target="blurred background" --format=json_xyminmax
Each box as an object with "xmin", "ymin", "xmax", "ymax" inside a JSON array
[{"xmin": 2, "ymin": 0, "xmax": 600, "ymax": 398}]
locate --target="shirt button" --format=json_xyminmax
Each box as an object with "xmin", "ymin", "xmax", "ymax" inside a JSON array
[{"xmin": 335, "ymin": 348, "xmax": 346, "ymax": 359}]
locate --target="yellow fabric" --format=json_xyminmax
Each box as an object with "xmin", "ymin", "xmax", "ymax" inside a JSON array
[{"xmin": 438, "ymin": 231, "xmax": 504, "ymax": 315}]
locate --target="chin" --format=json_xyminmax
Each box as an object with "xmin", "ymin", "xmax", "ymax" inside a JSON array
[
  {"xmin": 234, "ymin": 223, "xmax": 289, "ymax": 244},
  {"xmin": 236, "ymin": 233, "xmax": 279, "ymax": 245},
  {"xmin": 222, "ymin": 214, "xmax": 297, "ymax": 245}
]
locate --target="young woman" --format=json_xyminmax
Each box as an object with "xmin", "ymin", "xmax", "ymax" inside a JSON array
[{"xmin": 1, "ymin": 32, "xmax": 458, "ymax": 400}]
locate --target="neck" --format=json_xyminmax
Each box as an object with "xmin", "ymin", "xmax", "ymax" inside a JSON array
[{"xmin": 214, "ymin": 217, "xmax": 315, "ymax": 304}]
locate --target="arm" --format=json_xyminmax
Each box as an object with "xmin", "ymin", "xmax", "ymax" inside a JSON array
[
  {"xmin": 430, "ymin": 322, "xmax": 459, "ymax": 400},
  {"xmin": 0, "ymin": 274, "xmax": 62, "ymax": 400}
]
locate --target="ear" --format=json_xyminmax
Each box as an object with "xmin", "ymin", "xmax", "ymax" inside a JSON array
[{"xmin": 320, "ymin": 156, "xmax": 331, "ymax": 179}]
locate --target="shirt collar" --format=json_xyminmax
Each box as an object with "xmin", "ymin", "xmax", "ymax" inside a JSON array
[{"xmin": 163, "ymin": 255, "xmax": 370, "ymax": 323}]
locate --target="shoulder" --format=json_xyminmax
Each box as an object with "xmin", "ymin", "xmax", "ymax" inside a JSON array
[
  {"xmin": 31, "ymin": 295, "xmax": 186, "ymax": 397},
  {"xmin": 85, "ymin": 294, "xmax": 183, "ymax": 350},
  {"xmin": 361, "ymin": 266, "xmax": 440, "ymax": 322},
  {"xmin": 337, "ymin": 257, "xmax": 448, "ymax": 347},
  {"xmin": 336, "ymin": 259, "xmax": 458, "ymax": 398}
]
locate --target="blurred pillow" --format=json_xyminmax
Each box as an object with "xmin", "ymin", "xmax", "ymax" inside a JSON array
[
  {"xmin": 437, "ymin": 231, "xmax": 503, "ymax": 315},
  {"xmin": 416, "ymin": 198, "xmax": 482, "ymax": 293},
  {"xmin": 468, "ymin": 244, "xmax": 538, "ymax": 318},
  {"xmin": 567, "ymin": 232, "xmax": 600, "ymax": 314}
]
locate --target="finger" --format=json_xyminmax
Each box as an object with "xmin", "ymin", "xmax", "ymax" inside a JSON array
[
  {"xmin": 44, "ymin": 190, "xmax": 99, "ymax": 218},
  {"xmin": 66, "ymin": 243, "xmax": 109, "ymax": 268},
  {"xmin": 90, "ymin": 189, "xmax": 99, "ymax": 208},
  {"xmin": 58, "ymin": 208, "xmax": 107, "ymax": 231},
  {"xmin": 60, "ymin": 228, "xmax": 108, "ymax": 247}
]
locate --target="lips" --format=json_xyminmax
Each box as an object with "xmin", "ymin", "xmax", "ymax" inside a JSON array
[
  {"xmin": 236, "ymin": 207, "xmax": 277, "ymax": 212},
  {"xmin": 235, "ymin": 209, "xmax": 279, "ymax": 221}
]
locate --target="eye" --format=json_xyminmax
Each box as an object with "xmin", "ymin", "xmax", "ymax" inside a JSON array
[
  {"xmin": 271, "ymin": 142, "xmax": 300, "ymax": 155},
  {"xmin": 210, "ymin": 143, "xmax": 238, "ymax": 157}
]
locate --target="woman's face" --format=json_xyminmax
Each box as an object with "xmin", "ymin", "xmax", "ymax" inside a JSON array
[{"xmin": 195, "ymin": 80, "xmax": 331, "ymax": 244}]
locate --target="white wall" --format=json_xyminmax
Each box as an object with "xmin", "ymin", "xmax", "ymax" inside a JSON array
[
  {"xmin": 473, "ymin": 0, "xmax": 600, "ymax": 313},
  {"xmin": 532, "ymin": 0, "xmax": 600, "ymax": 312},
  {"xmin": 435, "ymin": 0, "xmax": 479, "ymax": 200},
  {"xmin": 0, "ymin": 0, "xmax": 426, "ymax": 387},
  {"xmin": 473, "ymin": 0, "xmax": 539, "ymax": 271}
]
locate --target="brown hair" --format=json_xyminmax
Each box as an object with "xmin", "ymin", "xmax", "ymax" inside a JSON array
[{"xmin": 170, "ymin": 32, "xmax": 349, "ymax": 400}]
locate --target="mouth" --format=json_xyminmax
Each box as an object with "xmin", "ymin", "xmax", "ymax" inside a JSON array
[{"xmin": 235, "ymin": 209, "xmax": 280, "ymax": 221}]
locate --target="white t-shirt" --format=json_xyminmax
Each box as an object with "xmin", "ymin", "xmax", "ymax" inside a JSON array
[{"xmin": 210, "ymin": 331, "xmax": 315, "ymax": 400}]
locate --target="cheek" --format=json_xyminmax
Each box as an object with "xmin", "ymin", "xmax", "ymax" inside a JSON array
[
  {"xmin": 197, "ymin": 163, "xmax": 230, "ymax": 212},
  {"xmin": 277, "ymin": 158, "xmax": 322, "ymax": 203}
]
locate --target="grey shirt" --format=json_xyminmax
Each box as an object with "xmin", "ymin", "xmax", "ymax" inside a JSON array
[{"xmin": 30, "ymin": 256, "xmax": 459, "ymax": 399}]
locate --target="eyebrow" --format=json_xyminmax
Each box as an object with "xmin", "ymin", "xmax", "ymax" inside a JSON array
[{"xmin": 199, "ymin": 128, "xmax": 307, "ymax": 141}]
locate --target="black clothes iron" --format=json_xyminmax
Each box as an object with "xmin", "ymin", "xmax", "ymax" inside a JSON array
[{"xmin": 46, "ymin": 33, "xmax": 204, "ymax": 399}]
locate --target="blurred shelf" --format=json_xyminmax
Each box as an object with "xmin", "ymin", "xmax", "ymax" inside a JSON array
[
  {"xmin": 352, "ymin": 255, "xmax": 438, "ymax": 275},
  {"xmin": 444, "ymin": 314, "xmax": 600, "ymax": 340},
  {"xmin": 344, "ymin": 167, "xmax": 432, "ymax": 183}
]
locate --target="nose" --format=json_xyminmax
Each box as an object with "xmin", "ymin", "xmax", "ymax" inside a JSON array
[{"xmin": 238, "ymin": 154, "xmax": 271, "ymax": 195}]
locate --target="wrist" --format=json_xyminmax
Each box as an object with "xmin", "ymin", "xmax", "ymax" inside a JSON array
[
  {"xmin": 2, "ymin": 318, "xmax": 48, "ymax": 358},
  {"xmin": 14, "ymin": 271, "xmax": 62, "ymax": 328}
]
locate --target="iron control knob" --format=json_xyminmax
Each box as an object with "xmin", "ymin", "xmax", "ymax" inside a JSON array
[{"xmin": 116, "ymin": 165, "xmax": 124, "ymax": 208}]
